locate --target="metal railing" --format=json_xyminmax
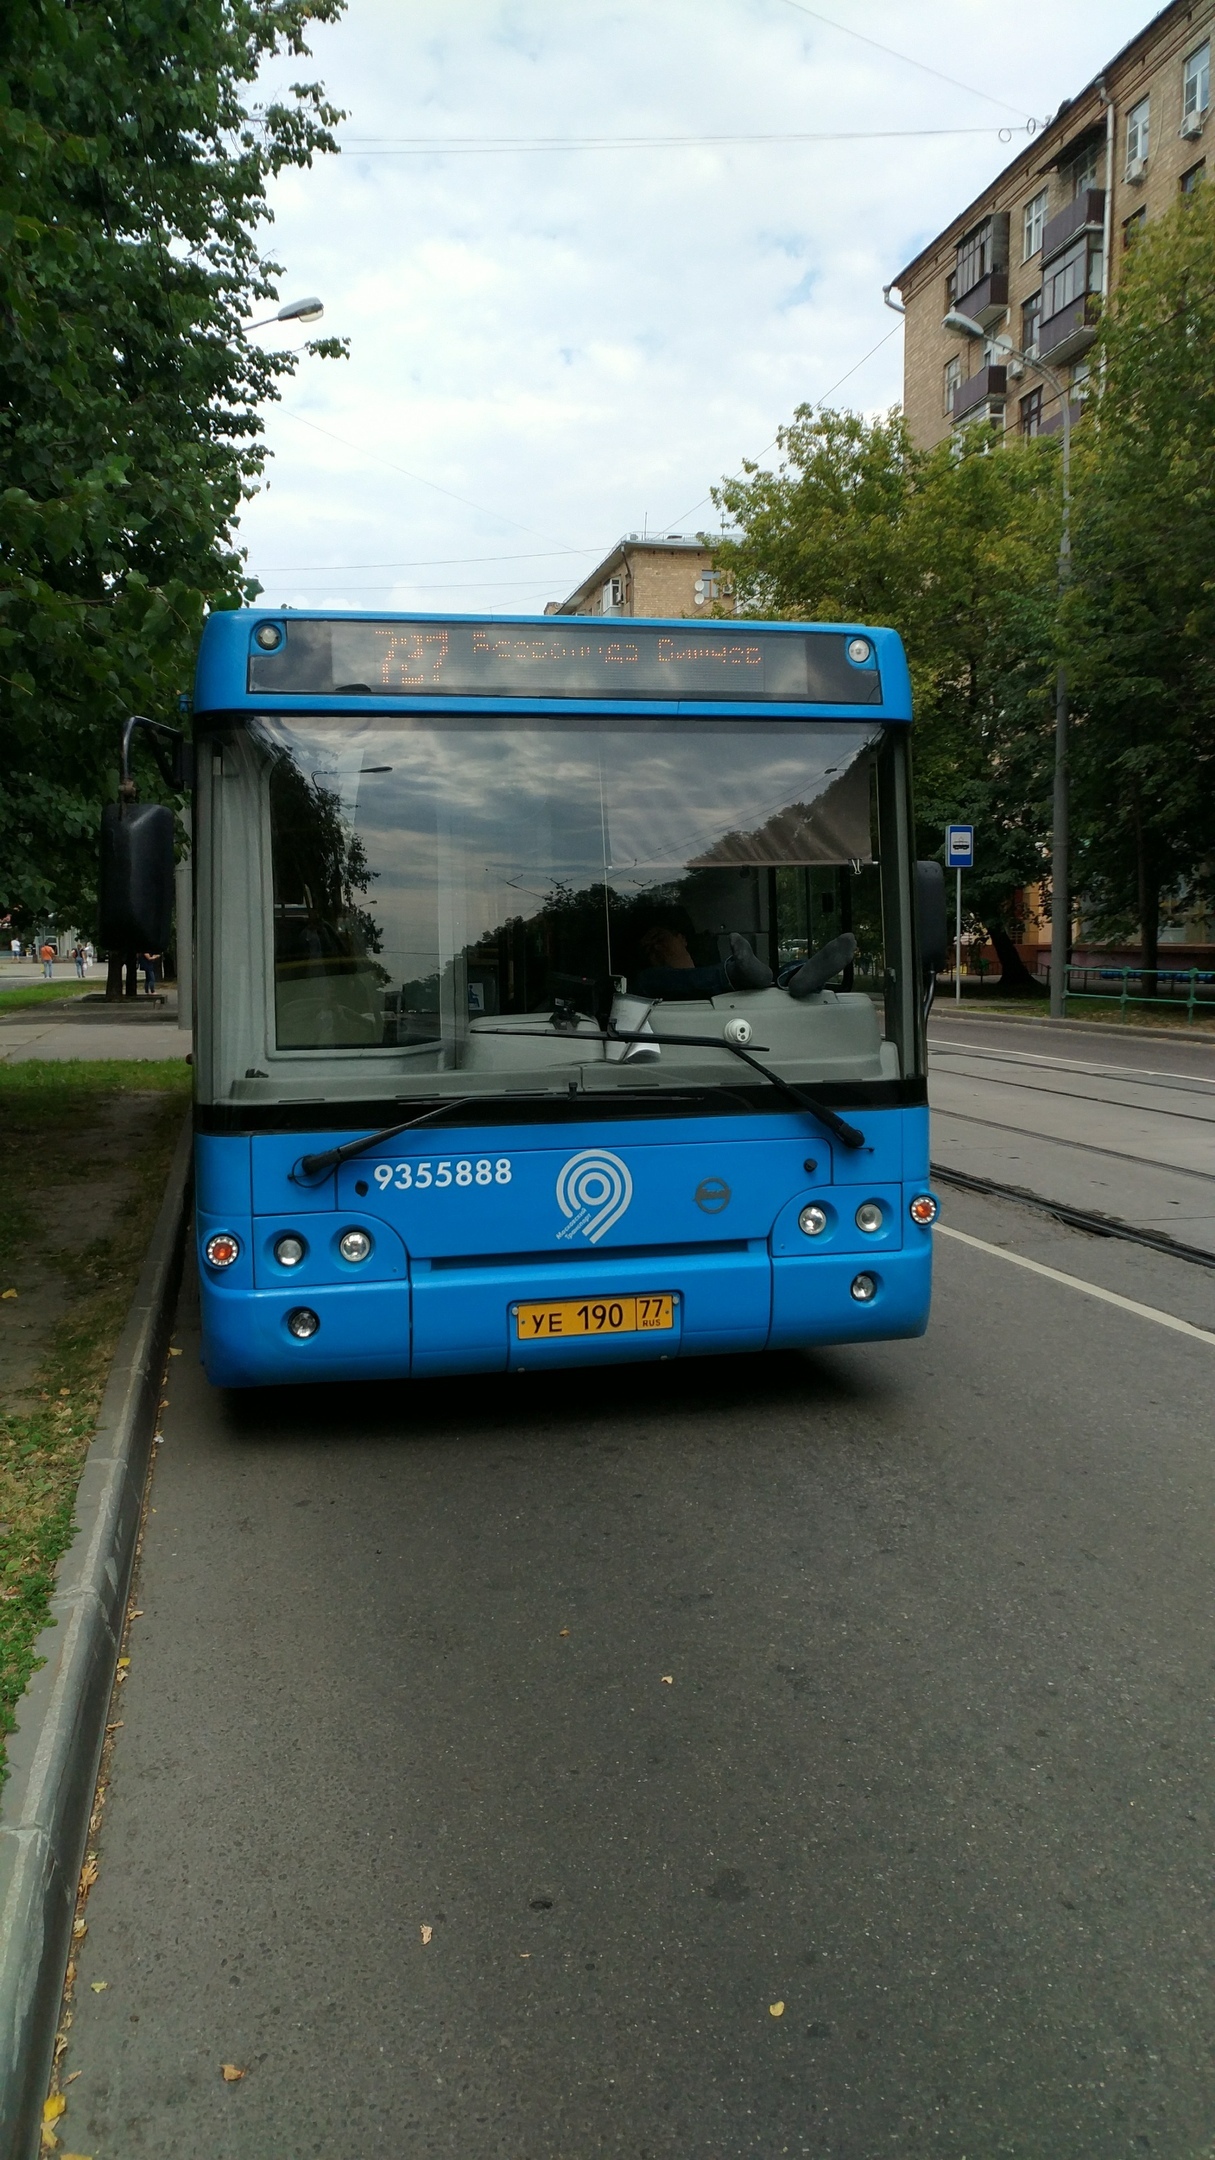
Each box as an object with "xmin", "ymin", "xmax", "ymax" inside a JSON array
[{"xmin": 1058, "ymin": 964, "xmax": 1215, "ymax": 1023}]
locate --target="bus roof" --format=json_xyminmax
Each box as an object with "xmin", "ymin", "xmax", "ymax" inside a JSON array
[{"xmin": 194, "ymin": 608, "xmax": 912, "ymax": 722}]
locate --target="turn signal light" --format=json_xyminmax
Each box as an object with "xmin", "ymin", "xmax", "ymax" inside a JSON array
[
  {"xmin": 909, "ymin": 1194, "xmax": 939, "ymax": 1226},
  {"xmin": 287, "ymin": 1308, "xmax": 320, "ymax": 1339},
  {"xmin": 204, "ymin": 1232, "xmax": 240, "ymax": 1269}
]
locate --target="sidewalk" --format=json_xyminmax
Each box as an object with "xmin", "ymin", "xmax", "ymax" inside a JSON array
[{"xmin": 0, "ymin": 992, "xmax": 190, "ymax": 1064}]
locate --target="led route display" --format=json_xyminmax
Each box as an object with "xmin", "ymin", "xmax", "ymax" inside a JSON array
[{"xmin": 247, "ymin": 618, "xmax": 882, "ymax": 705}]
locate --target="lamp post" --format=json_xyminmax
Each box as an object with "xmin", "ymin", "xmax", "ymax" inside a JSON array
[
  {"xmin": 943, "ymin": 308, "xmax": 1072, "ymax": 1018},
  {"xmin": 243, "ymin": 296, "xmax": 325, "ymax": 332}
]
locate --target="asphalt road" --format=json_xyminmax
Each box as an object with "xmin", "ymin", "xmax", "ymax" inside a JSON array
[
  {"xmin": 928, "ymin": 1010, "xmax": 1215, "ymax": 1253},
  {"xmin": 58, "ymin": 1146, "xmax": 1215, "ymax": 2157}
]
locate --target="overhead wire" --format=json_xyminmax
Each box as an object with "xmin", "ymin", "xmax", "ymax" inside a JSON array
[
  {"xmin": 336, "ymin": 124, "xmax": 1033, "ymax": 154},
  {"xmin": 772, "ymin": 0, "xmax": 1038, "ymax": 123}
]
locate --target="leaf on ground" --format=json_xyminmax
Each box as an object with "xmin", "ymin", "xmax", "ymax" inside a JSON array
[
  {"xmin": 71, "ymin": 1920, "xmax": 87, "ymax": 1940},
  {"xmin": 2, "ymin": 1288, "xmax": 17, "ymax": 1299},
  {"xmin": 61, "ymin": 2152, "xmax": 95, "ymax": 2158},
  {"xmin": 558, "ymin": 1628, "xmax": 570, "ymax": 1637},
  {"xmin": 220, "ymin": 2063, "xmax": 246, "ymax": 2083},
  {"xmin": 660, "ymin": 1674, "xmax": 673, "ymax": 1684},
  {"xmin": 168, "ymin": 1346, "xmax": 182, "ymax": 1356},
  {"xmin": 420, "ymin": 1924, "xmax": 433, "ymax": 1945},
  {"xmin": 43, "ymin": 2097, "xmax": 66, "ymax": 2123},
  {"xmin": 89, "ymin": 1982, "xmax": 108, "ymax": 1993},
  {"xmin": 79, "ymin": 1858, "xmax": 98, "ymax": 1891},
  {"xmin": 769, "ymin": 2000, "xmax": 785, "ymax": 2017}
]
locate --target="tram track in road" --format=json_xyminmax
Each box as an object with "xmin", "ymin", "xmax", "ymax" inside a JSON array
[
  {"xmin": 928, "ymin": 1039, "xmax": 1215, "ymax": 1123},
  {"xmin": 931, "ymin": 1161, "xmax": 1215, "ymax": 1271}
]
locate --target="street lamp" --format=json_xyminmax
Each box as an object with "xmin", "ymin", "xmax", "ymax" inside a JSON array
[
  {"xmin": 243, "ymin": 296, "xmax": 325, "ymax": 332},
  {"xmin": 943, "ymin": 306, "xmax": 1073, "ymax": 1019}
]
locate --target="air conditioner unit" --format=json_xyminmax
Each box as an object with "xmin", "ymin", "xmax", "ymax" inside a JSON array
[
  {"xmin": 1180, "ymin": 108, "xmax": 1205, "ymax": 138},
  {"xmin": 1007, "ymin": 357, "xmax": 1025, "ymax": 379},
  {"xmin": 1125, "ymin": 155, "xmax": 1148, "ymax": 182}
]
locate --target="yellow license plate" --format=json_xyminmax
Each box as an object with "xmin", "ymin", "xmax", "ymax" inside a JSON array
[{"xmin": 514, "ymin": 1293, "xmax": 674, "ymax": 1341}]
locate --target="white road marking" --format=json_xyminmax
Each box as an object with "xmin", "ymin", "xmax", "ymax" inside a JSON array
[
  {"xmin": 937, "ymin": 1224, "xmax": 1215, "ymax": 1346},
  {"xmin": 929, "ymin": 1038, "xmax": 1215, "ymax": 1089}
]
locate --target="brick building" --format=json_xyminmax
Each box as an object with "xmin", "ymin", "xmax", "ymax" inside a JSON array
[
  {"xmin": 890, "ymin": 0, "xmax": 1214, "ymax": 448},
  {"xmin": 545, "ymin": 534, "xmax": 725, "ymax": 618}
]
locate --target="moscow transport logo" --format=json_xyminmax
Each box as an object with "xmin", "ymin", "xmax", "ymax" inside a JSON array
[{"xmin": 554, "ymin": 1148, "xmax": 634, "ymax": 1244}]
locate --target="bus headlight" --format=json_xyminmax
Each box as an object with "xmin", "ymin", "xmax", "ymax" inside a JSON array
[
  {"xmin": 339, "ymin": 1228, "xmax": 372, "ymax": 1264},
  {"xmin": 850, "ymin": 1273, "xmax": 877, "ymax": 1302},
  {"xmin": 798, "ymin": 1204, "xmax": 828, "ymax": 1237},
  {"xmin": 287, "ymin": 1308, "xmax": 320, "ymax": 1339},
  {"xmin": 855, "ymin": 1201, "xmax": 884, "ymax": 1233},
  {"xmin": 909, "ymin": 1194, "xmax": 938, "ymax": 1225},
  {"xmin": 205, "ymin": 1232, "xmax": 240, "ymax": 1269},
  {"xmin": 274, "ymin": 1234, "xmax": 306, "ymax": 1267}
]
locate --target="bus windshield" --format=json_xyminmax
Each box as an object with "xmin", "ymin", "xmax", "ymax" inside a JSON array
[{"xmin": 246, "ymin": 710, "xmax": 910, "ymax": 1094}]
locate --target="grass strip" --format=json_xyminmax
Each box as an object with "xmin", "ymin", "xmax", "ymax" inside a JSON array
[
  {"xmin": 0, "ymin": 1060, "xmax": 191, "ymax": 1782},
  {"xmin": 0, "ymin": 983, "xmax": 94, "ymax": 1012}
]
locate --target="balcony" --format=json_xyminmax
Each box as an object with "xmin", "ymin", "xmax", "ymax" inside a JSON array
[
  {"xmin": 1039, "ymin": 291, "xmax": 1101, "ymax": 364},
  {"xmin": 1040, "ymin": 398, "xmax": 1086, "ymax": 438},
  {"xmin": 951, "ymin": 363, "xmax": 1007, "ymax": 426},
  {"xmin": 1041, "ymin": 188, "xmax": 1105, "ymax": 265},
  {"xmin": 954, "ymin": 266, "xmax": 1009, "ymax": 328}
]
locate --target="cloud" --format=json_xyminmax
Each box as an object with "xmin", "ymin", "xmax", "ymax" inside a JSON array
[{"xmin": 237, "ymin": 0, "xmax": 1147, "ymax": 615}]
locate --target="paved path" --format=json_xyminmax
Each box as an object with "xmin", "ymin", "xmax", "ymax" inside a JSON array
[
  {"xmin": 0, "ymin": 989, "xmax": 189, "ymax": 1063},
  {"xmin": 56, "ymin": 1182, "xmax": 1215, "ymax": 2158},
  {"xmin": 928, "ymin": 1011, "xmax": 1215, "ymax": 1252}
]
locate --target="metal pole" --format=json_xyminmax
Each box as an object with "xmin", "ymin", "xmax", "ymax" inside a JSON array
[
  {"xmin": 1041, "ymin": 358, "xmax": 1072, "ymax": 1020},
  {"xmin": 955, "ymin": 866, "xmax": 962, "ymax": 1002}
]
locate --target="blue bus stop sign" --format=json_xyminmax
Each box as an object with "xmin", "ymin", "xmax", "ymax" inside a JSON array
[{"xmin": 946, "ymin": 823, "xmax": 974, "ymax": 870}]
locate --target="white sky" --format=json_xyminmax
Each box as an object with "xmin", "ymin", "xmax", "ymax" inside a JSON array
[{"xmin": 236, "ymin": 0, "xmax": 1150, "ymax": 616}]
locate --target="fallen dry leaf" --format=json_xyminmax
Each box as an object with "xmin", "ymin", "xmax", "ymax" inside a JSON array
[
  {"xmin": 220, "ymin": 2063, "xmax": 245, "ymax": 2083},
  {"xmin": 168, "ymin": 1346, "xmax": 182, "ymax": 1356},
  {"xmin": 61, "ymin": 2152, "xmax": 94, "ymax": 2159},
  {"xmin": 72, "ymin": 1920, "xmax": 87, "ymax": 1940},
  {"xmin": 420, "ymin": 1924, "xmax": 433, "ymax": 1945},
  {"xmin": 43, "ymin": 2098, "xmax": 66, "ymax": 2124},
  {"xmin": 59, "ymin": 1388, "xmax": 70, "ymax": 1398},
  {"xmin": 79, "ymin": 1858, "xmax": 98, "ymax": 1892},
  {"xmin": 105, "ymin": 1722, "xmax": 123, "ymax": 1733},
  {"xmin": 64, "ymin": 2072, "xmax": 81, "ymax": 2085},
  {"xmin": 129, "ymin": 1610, "xmax": 144, "ymax": 1619},
  {"xmin": 558, "ymin": 1628, "xmax": 570, "ymax": 1637},
  {"xmin": 89, "ymin": 1982, "xmax": 108, "ymax": 1994},
  {"xmin": 660, "ymin": 1674, "xmax": 673, "ymax": 1685},
  {"xmin": 1, "ymin": 1288, "xmax": 17, "ymax": 1300},
  {"xmin": 769, "ymin": 2001, "xmax": 785, "ymax": 2017},
  {"xmin": 39, "ymin": 2133, "xmax": 57, "ymax": 2155}
]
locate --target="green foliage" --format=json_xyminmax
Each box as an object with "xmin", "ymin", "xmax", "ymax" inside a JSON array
[
  {"xmin": 713, "ymin": 408, "xmax": 1061, "ymax": 943},
  {"xmin": 1069, "ymin": 182, "xmax": 1215, "ymax": 959},
  {"xmin": 0, "ymin": 0, "xmax": 347, "ymax": 925}
]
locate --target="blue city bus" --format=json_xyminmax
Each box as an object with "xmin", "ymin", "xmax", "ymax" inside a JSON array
[{"xmin": 184, "ymin": 610, "xmax": 940, "ymax": 1387}]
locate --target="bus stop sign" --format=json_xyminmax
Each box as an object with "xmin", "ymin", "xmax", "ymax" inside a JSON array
[{"xmin": 946, "ymin": 823, "xmax": 974, "ymax": 870}]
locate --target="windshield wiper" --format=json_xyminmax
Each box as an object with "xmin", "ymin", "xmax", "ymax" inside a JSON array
[
  {"xmin": 294, "ymin": 1096, "xmax": 484, "ymax": 1180},
  {"xmin": 472, "ymin": 1025, "xmax": 866, "ymax": 1150}
]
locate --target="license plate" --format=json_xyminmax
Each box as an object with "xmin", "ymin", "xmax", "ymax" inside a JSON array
[{"xmin": 513, "ymin": 1293, "xmax": 674, "ymax": 1341}]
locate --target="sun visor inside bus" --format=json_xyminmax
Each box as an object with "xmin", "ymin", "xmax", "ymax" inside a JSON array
[
  {"xmin": 246, "ymin": 618, "xmax": 883, "ymax": 705},
  {"xmin": 688, "ymin": 745, "xmax": 875, "ymax": 866}
]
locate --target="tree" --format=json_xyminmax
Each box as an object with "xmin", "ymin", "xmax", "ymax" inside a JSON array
[
  {"xmin": 712, "ymin": 406, "xmax": 1062, "ymax": 989},
  {"xmin": 1069, "ymin": 181, "xmax": 1215, "ymax": 983},
  {"xmin": 0, "ymin": 0, "xmax": 347, "ymax": 928}
]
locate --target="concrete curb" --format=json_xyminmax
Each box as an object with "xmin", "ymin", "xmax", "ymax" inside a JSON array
[
  {"xmin": 929, "ymin": 1006, "xmax": 1215, "ymax": 1048},
  {"xmin": 0, "ymin": 1116, "xmax": 193, "ymax": 2160}
]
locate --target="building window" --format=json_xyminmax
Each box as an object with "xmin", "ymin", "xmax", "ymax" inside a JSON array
[
  {"xmin": 693, "ymin": 570, "xmax": 723, "ymax": 607},
  {"xmin": 1023, "ymin": 188, "xmax": 1048, "ymax": 259},
  {"xmin": 1068, "ymin": 141, "xmax": 1102, "ymax": 196},
  {"xmin": 1021, "ymin": 289, "xmax": 1042, "ymax": 358},
  {"xmin": 1070, "ymin": 360, "xmax": 1091, "ymax": 404},
  {"xmin": 943, "ymin": 355, "xmax": 962, "ymax": 416},
  {"xmin": 1042, "ymin": 234, "xmax": 1103, "ymax": 320},
  {"xmin": 1122, "ymin": 206, "xmax": 1147, "ymax": 248},
  {"xmin": 1019, "ymin": 386, "xmax": 1044, "ymax": 437},
  {"xmin": 954, "ymin": 214, "xmax": 1005, "ymax": 298},
  {"xmin": 1126, "ymin": 97, "xmax": 1150, "ymax": 170},
  {"xmin": 1184, "ymin": 41, "xmax": 1210, "ymax": 122},
  {"xmin": 1181, "ymin": 158, "xmax": 1207, "ymax": 192}
]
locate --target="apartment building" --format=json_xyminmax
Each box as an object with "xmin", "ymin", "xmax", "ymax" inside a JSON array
[
  {"xmin": 890, "ymin": 0, "xmax": 1214, "ymax": 448},
  {"xmin": 545, "ymin": 534, "xmax": 724, "ymax": 617}
]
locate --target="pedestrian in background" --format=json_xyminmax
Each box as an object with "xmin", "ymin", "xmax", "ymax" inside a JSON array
[
  {"xmin": 39, "ymin": 940, "xmax": 55, "ymax": 981},
  {"xmin": 73, "ymin": 943, "xmax": 86, "ymax": 978},
  {"xmin": 141, "ymin": 951, "xmax": 159, "ymax": 997}
]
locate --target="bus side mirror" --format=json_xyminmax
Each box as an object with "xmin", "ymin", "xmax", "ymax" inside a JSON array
[
  {"xmin": 915, "ymin": 860, "xmax": 948, "ymax": 975},
  {"xmin": 99, "ymin": 802, "xmax": 175, "ymax": 950}
]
